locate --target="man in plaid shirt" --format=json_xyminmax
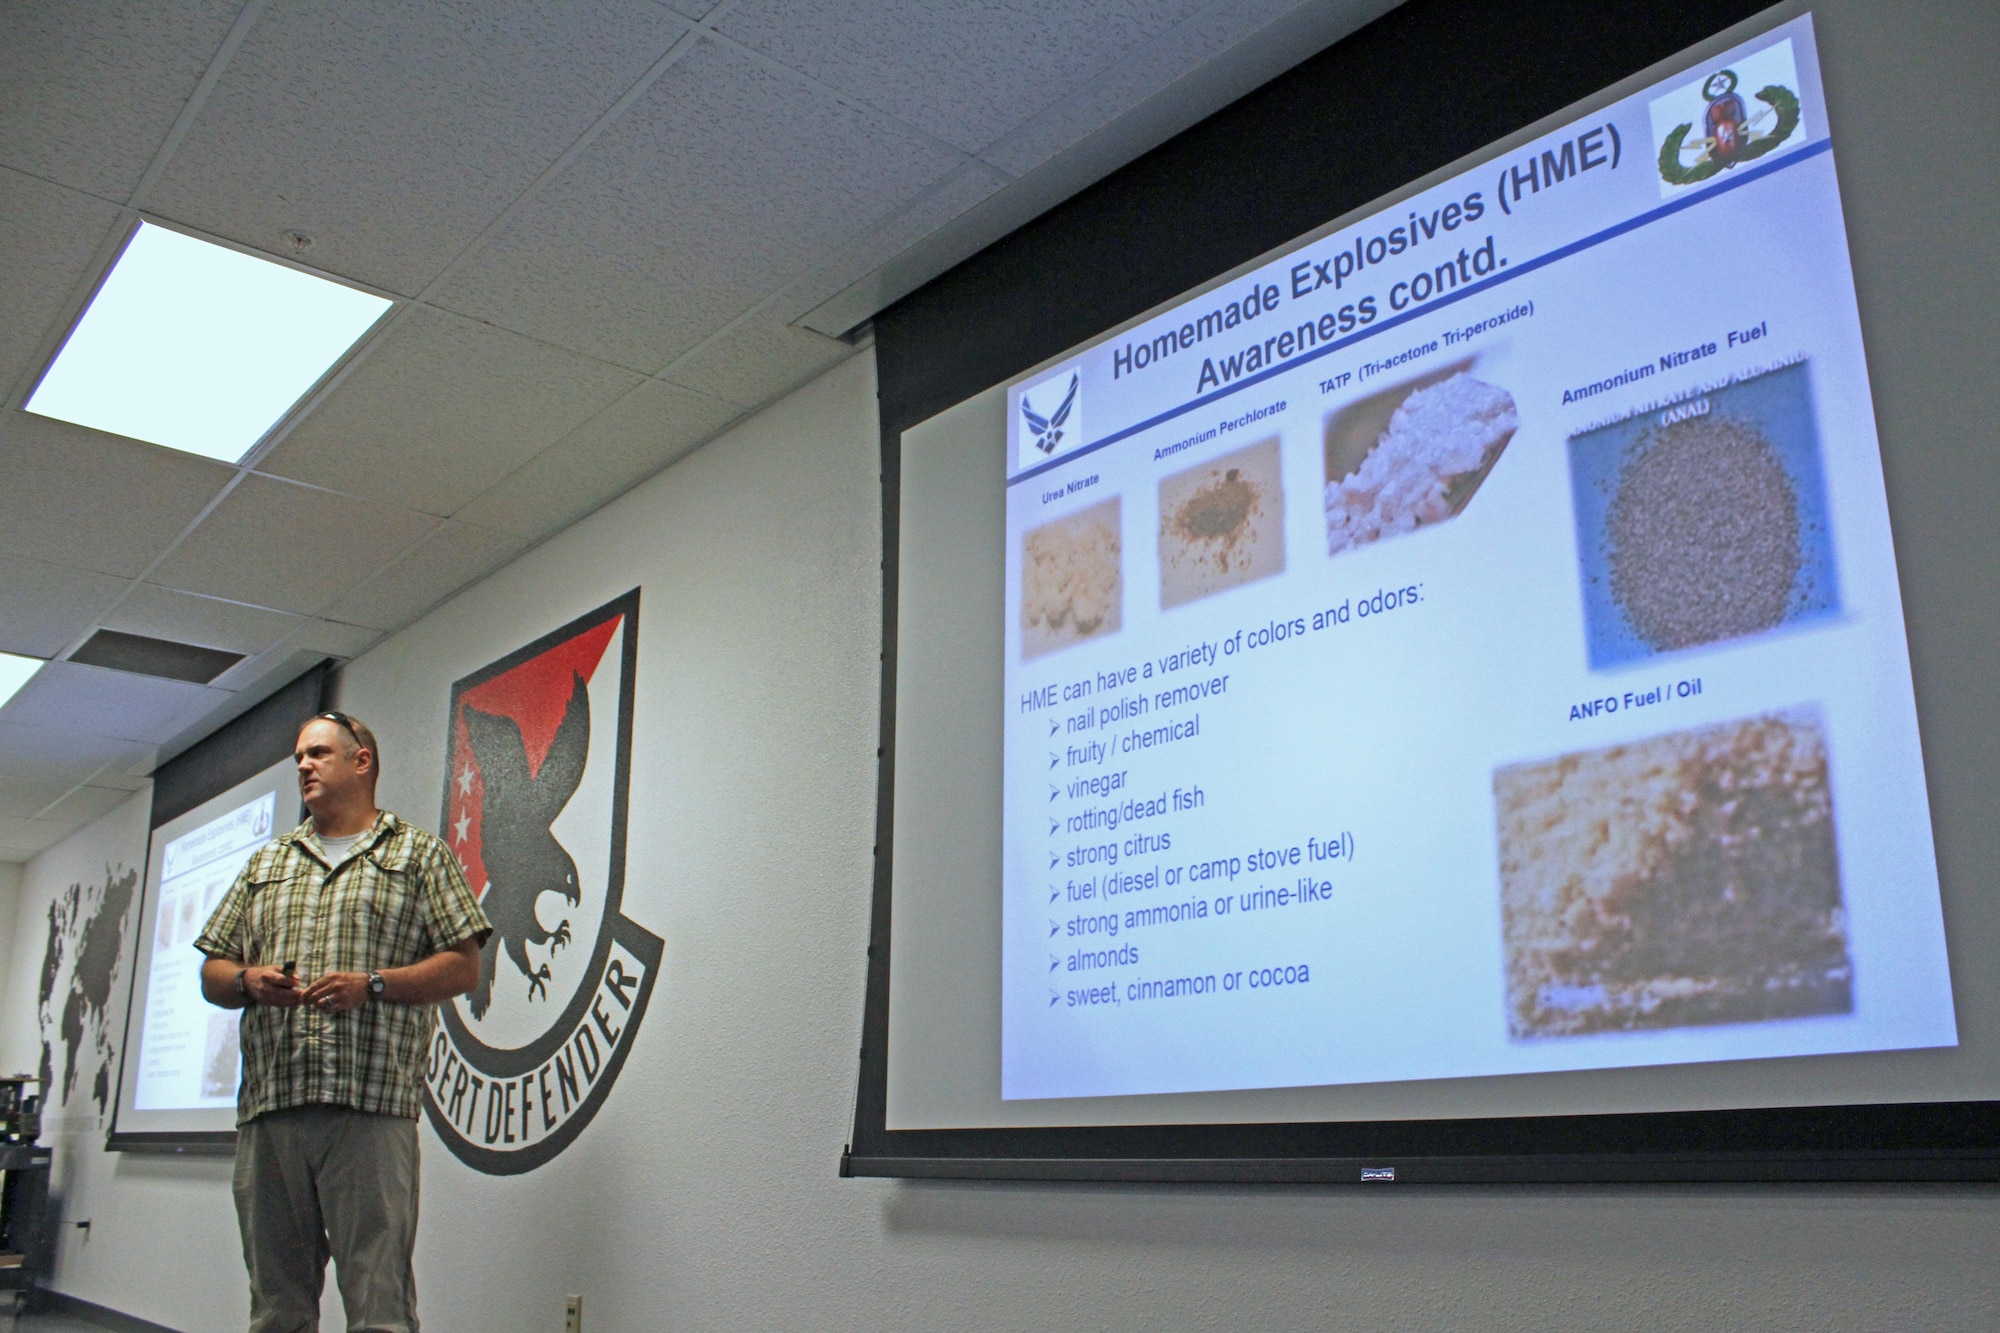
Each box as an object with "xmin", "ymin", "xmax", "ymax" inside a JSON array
[{"xmin": 198, "ymin": 711, "xmax": 489, "ymax": 1333}]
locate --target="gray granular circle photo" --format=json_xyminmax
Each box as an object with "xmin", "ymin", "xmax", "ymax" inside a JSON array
[{"xmin": 1607, "ymin": 414, "xmax": 1801, "ymax": 651}]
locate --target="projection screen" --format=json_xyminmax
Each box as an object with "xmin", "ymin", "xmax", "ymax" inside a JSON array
[{"xmin": 850, "ymin": 0, "xmax": 2000, "ymax": 1182}]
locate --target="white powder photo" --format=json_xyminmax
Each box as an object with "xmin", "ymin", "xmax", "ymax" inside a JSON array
[{"xmin": 1324, "ymin": 368, "xmax": 1518, "ymax": 556}]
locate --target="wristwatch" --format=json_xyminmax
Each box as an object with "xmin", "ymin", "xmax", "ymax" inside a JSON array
[
  {"xmin": 236, "ymin": 968, "xmax": 252, "ymax": 1003},
  {"xmin": 367, "ymin": 971, "xmax": 386, "ymax": 1001}
]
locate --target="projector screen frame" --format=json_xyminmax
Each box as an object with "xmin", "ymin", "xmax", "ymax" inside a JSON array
[{"xmin": 846, "ymin": 0, "xmax": 2000, "ymax": 1184}]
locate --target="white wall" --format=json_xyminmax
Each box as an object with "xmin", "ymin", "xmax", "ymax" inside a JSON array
[
  {"xmin": 0, "ymin": 863, "xmax": 20, "ymax": 1018},
  {"xmin": 0, "ymin": 789, "xmax": 251, "ymax": 1331},
  {"xmin": 5, "ymin": 346, "xmax": 1999, "ymax": 1331}
]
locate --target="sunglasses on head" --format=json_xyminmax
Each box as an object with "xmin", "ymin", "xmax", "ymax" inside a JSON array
[{"xmin": 314, "ymin": 711, "xmax": 363, "ymax": 746}]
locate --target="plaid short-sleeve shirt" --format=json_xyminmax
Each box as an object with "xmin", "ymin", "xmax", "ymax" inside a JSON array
[{"xmin": 195, "ymin": 811, "xmax": 490, "ymax": 1124}]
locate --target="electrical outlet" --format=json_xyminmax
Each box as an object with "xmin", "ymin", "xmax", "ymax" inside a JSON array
[{"xmin": 563, "ymin": 1293, "xmax": 582, "ymax": 1333}]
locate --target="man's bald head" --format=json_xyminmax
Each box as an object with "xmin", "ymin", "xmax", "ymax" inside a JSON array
[{"xmin": 295, "ymin": 713, "xmax": 382, "ymax": 832}]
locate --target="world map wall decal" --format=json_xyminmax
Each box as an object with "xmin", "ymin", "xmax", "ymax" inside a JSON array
[{"xmin": 37, "ymin": 864, "xmax": 137, "ymax": 1123}]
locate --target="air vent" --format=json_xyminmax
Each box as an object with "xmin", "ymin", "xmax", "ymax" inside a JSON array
[{"xmin": 69, "ymin": 629, "xmax": 244, "ymax": 684}]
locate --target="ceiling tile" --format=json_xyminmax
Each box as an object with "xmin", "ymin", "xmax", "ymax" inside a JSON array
[
  {"xmin": 454, "ymin": 379, "xmax": 741, "ymax": 541},
  {"xmin": 320, "ymin": 521, "xmax": 528, "ymax": 630},
  {"xmin": 257, "ymin": 304, "xmax": 643, "ymax": 515},
  {"xmin": 781, "ymin": 162, "xmax": 1009, "ymax": 335},
  {"xmin": 430, "ymin": 37, "xmax": 962, "ymax": 371},
  {"xmin": 0, "ymin": 722, "xmax": 152, "ymax": 787},
  {"xmin": 978, "ymin": 0, "xmax": 1282, "ymax": 177},
  {"xmin": 144, "ymin": 0, "xmax": 691, "ymax": 293},
  {"xmin": 148, "ymin": 473, "xmax": 437, "ymax": 615},
  {"xmin": 0, "ymin": 776, "xmax": 70, "ymax": 820},
  {"xmin": 0, "ymin": 410, "xmax": 234, "ymax": 576},
  {"xmin": 0, "ymin": 659, "xmax": 225, "ymax": 744},
  {"xmin": 0, "ymin": 169, "xmax": 124, "ymax": 401},
  {"xmin": 88, "ymin": 767, "xmax": 150, "ymax": 794},
  {"xmin": 107, "ymin": 743, "xmax": 160, "ymax": 783},
  {"xmin": 0, "ymin": 0, "xmax": 241, "ymax": 199},
  {"xmin": 105, "ymin": 583, "xmax": 305, "ymax": 658},
  {"xmin": 287, "ymin": 618, "xmax": 385, "ymax": 662},
  {"xmin": 661, "ymin": 315, "xmax": 855, "ymax": 410},
  {"xmin": 0, "ymin": 813, "xmax": 77, "ymax": 862},
  {"xmin": 0, "ymin": 554, "xmax": 129, "ymax": 658},
  {"xmin": 793, "ymin": 0, "xmax": 1394, "ymax": 336},
  {"xmin": 979, "ymin": 0, "xmax": 1388, "ymax": 178},
  {"xmin": 39, "ymin": 783, "xmax": 131, "ymax": 827},
  {"xmin": 202, "ymin": 621, "xmax": 379, "ymax": 702},
  {"xmin": 713, "ymin": 0, "xmax": 1208, "ymax": 156}
]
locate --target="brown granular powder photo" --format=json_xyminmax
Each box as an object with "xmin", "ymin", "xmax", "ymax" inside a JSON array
[
  {"xmin": 1495, "ymin": 709, "xmax": 1851, "ymax": 1038},
  {"xmin": 1172, "ymin": 468, "xmax": 1256, "ymax": 568},
  {"xmin": 1157, "ymin": 437, "xmax": 1285, "ymax": 608},
  {"xmin": 1607, "ymin": 415, "xmax": 1801, "ymax": 652}
]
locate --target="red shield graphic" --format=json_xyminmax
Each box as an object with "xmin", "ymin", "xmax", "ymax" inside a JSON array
[{"xmin": 423, "ymin": 590, "xmax": 658, "ymax": 1174}]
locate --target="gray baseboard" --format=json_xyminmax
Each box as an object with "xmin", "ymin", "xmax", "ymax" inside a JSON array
[{"xmin": 34, "ymin": 1291, "xmax": 180, "ymax": 1333}]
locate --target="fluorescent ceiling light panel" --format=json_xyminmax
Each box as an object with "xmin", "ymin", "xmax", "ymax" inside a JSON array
[
  {"xmin": 0, "ymin": 653, "xmax": 43, "ymax": 710},
  {"xmin": 26, "ymin": 223, "xmax": 392, "ymax": 463}
]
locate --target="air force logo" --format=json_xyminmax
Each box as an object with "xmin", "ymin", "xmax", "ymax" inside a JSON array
[
  {"xmin": 1017, "ymin": 371, "xmax": 1082, "ymax": 470},
  {"xmin": 425, "ymin": 590, "xmax": 661, "ymax": 1174}
]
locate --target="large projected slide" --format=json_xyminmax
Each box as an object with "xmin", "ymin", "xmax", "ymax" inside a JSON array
[
  {"xmin": 110, "ymin": 758, "xmax": 298, "ymax": 1144},
  {"xmin": 996, "ymin": 16, "xmax": 1951, "ymax": 1103}
]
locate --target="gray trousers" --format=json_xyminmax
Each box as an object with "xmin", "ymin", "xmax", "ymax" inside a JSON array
[{"xmin": 233, "ymin": 1106, "xmax": 421, "ymax": 1333}]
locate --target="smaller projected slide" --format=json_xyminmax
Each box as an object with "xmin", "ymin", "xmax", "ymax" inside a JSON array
[
  {"xmin": 112, "ymin": 758, "xmax": 297, "ymax": 1141},
  {"xmin": 998, "ymin": 16, "xmax": 1954, "ymax": 1102},
  {"xmin": 133, "ymin": 791, "xmax": 272, "ymax": 1110}
]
